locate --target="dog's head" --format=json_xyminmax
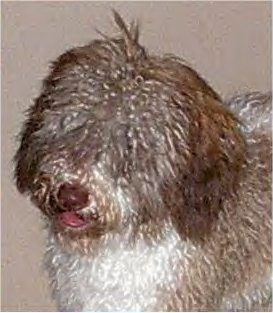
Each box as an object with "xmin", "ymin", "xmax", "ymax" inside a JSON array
[{"xmin": 14, "ymin": 12, "xmax": 246, "ymax": 252}]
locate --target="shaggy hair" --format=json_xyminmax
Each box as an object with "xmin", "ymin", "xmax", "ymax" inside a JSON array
[{"xmin": 14, "ymin": 12, "xmax": 272, "ymax": 311}]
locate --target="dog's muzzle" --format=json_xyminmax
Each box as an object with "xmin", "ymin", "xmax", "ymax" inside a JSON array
[{"xmin": 54, "ymin": 182, "xmax": 93, "ymax": 229}]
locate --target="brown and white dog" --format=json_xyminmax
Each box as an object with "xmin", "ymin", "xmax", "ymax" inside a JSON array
[{"xmin": 14, "ymin": 12, "xmax": 272, "ymax": 311}]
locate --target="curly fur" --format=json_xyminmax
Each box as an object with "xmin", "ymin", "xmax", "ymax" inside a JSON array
[{"xmin": 14, "ymin": 12, "xmax": 272, "ymax": 311}]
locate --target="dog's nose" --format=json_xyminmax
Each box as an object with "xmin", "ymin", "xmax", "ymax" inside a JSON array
[{"xmin": 56, "ymin": 182, "xmax": 89, "ymax": 211}]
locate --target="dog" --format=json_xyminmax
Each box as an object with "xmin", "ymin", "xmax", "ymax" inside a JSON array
[{"xmin": 14, "ymin": 12, "xmax": 272, "ymax": 311}]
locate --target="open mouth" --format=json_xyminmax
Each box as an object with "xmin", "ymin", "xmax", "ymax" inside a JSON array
[{"xmin": 57, "ymin": 211, "xmax": 92, "ymax": 229}]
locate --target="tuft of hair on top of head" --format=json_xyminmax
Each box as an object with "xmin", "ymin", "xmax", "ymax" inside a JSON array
[{"xmin": 111, "ymin": 9, "xmax": 145, "ymax": 61}]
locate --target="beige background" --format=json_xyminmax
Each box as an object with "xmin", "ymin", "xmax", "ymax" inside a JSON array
[{"xmin": 1, "ymin": 1, "xmax": 271, "ymax": 311}]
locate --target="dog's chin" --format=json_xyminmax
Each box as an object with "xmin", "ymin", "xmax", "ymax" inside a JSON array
[
  {"xmin": 47, "ymin": 207, "xmax": 115, "ymax": 254},
  {"xmin": 49, "ymin": 214, "xmax": 102, "ymax": 253}
]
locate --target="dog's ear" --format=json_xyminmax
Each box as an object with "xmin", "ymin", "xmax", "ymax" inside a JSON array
[
  {"xmin": 170, "ymin": 93, "xmax": 247, "ymax": 241},
  {"xmin": 14, "ymin": 112, "xmax": 39, "ymax": 194},
  {"xmin": 187, "ymin": 93, "xmax": 246, "ymax": 200},
  {"xmin": 140, "ymin": 59, "xmax": 246, "ymax": 240},
  {"xmin": 14, "ymin": 94, "xmax": 50, "ymax": 194}
]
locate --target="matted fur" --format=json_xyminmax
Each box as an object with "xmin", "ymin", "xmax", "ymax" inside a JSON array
[{"xmin": 14, "ymin": 12, "xmax": 272, "ymax": 311}]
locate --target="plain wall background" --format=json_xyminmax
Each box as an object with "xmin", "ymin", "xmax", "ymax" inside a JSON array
[{"xmin": 1, "ymin": 1, "xmax": 271, "ymax": 311}]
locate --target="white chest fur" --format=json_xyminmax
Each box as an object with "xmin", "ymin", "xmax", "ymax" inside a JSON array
[{"xmin": 45, "ymin": 228, "xmax": 195, "ymax": 311}]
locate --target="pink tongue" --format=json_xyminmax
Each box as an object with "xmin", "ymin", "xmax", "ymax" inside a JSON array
[{"xmin": 58, "ymin": 211, "xmax": 88, "ymax": 228}]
